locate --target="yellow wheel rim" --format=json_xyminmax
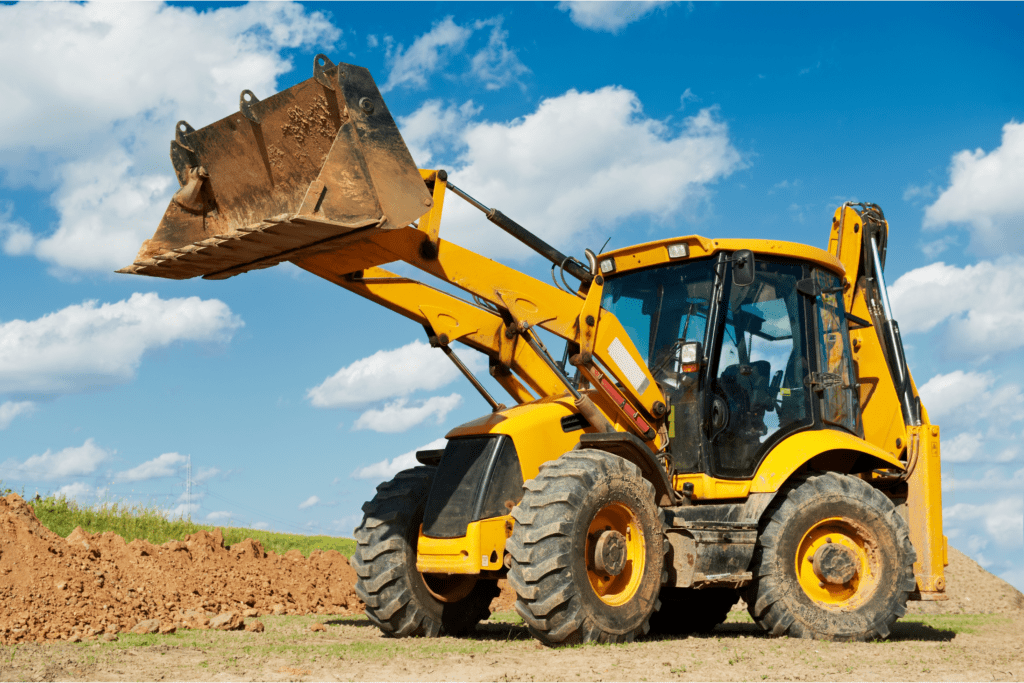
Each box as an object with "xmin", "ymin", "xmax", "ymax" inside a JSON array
[
  {"xmin": 795, "ymin": 516, "xmax": 879, "ymax": 610},
  {"xmin": 587, "ymin": 502, "xmax": 646, "ymax": 606}
]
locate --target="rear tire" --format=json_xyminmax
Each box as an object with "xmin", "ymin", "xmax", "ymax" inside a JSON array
[
  {"xmin": 352, "ymin": 466, "xmax": 500, "ymax": 637},
  {"xmin": 506, "ymin": 450, "xmax": 664, "ymax": 645},
  {"xmin": 745, "ymin": 471, "xmax": 916, "ymax": 641},
  {"xmin": 648, "ymin": 587, "xmax": 738, "ymax": 635}
]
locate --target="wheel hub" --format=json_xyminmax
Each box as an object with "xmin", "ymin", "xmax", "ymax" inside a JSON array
[
  {"xmin": 812, "ymin": 540, "xmax": 858, "ymax": 585},
  {"xmin": 593, "ymin": 530, "xmax": 628, "ymax": 576}
]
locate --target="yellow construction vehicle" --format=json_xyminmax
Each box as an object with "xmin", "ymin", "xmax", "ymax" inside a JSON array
[{"xmin": 121, "ymin": 56, "xmax": 947, "ymax": 644}]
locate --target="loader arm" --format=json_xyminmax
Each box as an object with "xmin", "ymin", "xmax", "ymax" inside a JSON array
[
  {"xmin": 828, "ymin": 203, "xmax": 946, "ymax": 599},
  {"xmin": 295, "ymin": 262, "xmax": 565, "ymax": 403},
  {"xmin": 293, "ymin": 172, "xmax": 668, "ymax": 446}
]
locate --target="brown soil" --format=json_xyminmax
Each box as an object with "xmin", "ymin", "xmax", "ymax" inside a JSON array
[
  {"xmin": 906, "ymin": 546, "xmax": 1024, "ymax": 615},
  {"xmin": 0, "ymin": 491, "xmax": 1020, "ymax": 650},
  {"xmin": 0, "ymin": 494, "xmax": 360, "ymax": 644}
]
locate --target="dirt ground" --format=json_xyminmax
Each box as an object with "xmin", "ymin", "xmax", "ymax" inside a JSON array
[
  {"xmin": 1, "ymin": 492, "xmax": 1022, "ymax": 681},
  {"xmin": 2, "ymin": 610, "xmax": 1022, "ymax": 682}
]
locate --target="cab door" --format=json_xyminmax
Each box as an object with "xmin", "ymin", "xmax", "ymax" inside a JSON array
[{"xmin": 705, "ymin": 259, "xmax": 815, "ymax": 479}]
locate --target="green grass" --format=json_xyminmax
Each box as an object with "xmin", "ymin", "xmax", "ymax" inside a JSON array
[
  {"xmin": 17, "ymin": 489, "xmax": 355, "ymax": 558},
  {"xmin": 897, "ymin": 613, "xmax": 1009, "ymax": 635}
]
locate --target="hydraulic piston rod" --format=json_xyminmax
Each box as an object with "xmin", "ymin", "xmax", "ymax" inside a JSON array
[
  {"xmin": 869, "ymin": 236, "xmax": 921, "ymax": 427},
  {"xmin": 445, "ymin": 181, "xmax": 594, "ymax": 285}
]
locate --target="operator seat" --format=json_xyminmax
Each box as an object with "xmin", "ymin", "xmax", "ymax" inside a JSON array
[{"xmin": 715, "ymin": 360, "xmax": 771, "ymax": 475}]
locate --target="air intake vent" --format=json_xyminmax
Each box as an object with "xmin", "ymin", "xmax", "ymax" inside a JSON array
[{"xmin": 560, "ymin": 413, "xmax": 590, "ymax": 433}]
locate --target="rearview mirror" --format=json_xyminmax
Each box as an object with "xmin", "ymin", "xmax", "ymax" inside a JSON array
[{"xmin": 733, "ymin": 250, "xmax": 755, "ymax": 287}]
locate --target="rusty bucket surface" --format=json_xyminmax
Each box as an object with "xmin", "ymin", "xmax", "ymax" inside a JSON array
[{"xmin": 119, "ymin": 56, "xmax": 430, "ymax": 280}]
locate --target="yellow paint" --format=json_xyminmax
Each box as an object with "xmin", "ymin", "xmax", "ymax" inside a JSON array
[
  {"xmin": 587, "ymin": 501, "xmax": 646, "ymax": 606},
  {"xmin": 418, "ymin": 304, "xmax": 478, "ymax": 344},
  {"xmin": 577, "ymin": 271, "xmax": 605, "ymax": 358},
  {"xmin": 297, "ymin": 174, "xmax": 946, "ymax": 600},
  {"xmin": 750, "ymin": 430, "xmax": 903, "ymax": 493},
  {"xmin": 600, "ymin": 236, "xmax": 845, "ymax": 279},
  {"xmin": 416, "ymin": 516, "xmax": 508, "ymax": 574},
  {"xmin": 906, "ymin": 425, "xmax": 947, "ymax": 594},
  {"xmin": 824, "ymin": 205, "xmax": 945, "ymax": 598},
  {"xmin": 794, "ymin": 516, "xmax": 879, "ymax": 609},
  {"xmin": 294, "ymin": 261, "xmax": 566, "ymax": 403},
  {"xmin": 416, "ymin": 169, "xmax": 447, "ymax": 250},
  {"xmin": 671, "ymin": 473, "xmax": 752, "ymax": 500},
  {"xmin": 447, "ymin": 395, "xmax": 585, "ymax": 480}
]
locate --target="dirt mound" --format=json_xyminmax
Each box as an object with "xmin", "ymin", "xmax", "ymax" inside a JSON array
[
  {"xmin": 0, "ymin": 494, "xmax": 361, "ymax": 644},
  {"xmin": 906, "ymin": 546, "xmax": 1024, "ymax": 615}
]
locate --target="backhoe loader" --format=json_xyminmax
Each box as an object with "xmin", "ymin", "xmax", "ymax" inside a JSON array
[{"xmin": 120, "ymin": 56, "xmax": 947, "ymax": 644}]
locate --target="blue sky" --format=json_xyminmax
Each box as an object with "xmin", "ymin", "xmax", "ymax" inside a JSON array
[{"xmin": 0, "ymin": 1, "xmax": 1021, "ymax": 590}]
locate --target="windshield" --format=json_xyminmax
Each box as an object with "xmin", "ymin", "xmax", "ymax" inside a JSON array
[{"xmin": 601, "ymin": 259, "xmax": 716, "ymax": 371}]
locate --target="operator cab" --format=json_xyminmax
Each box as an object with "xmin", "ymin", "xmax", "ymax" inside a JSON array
[{"xmin": 601, "ymin": 250, "xmax": 860, "ymax": 480}]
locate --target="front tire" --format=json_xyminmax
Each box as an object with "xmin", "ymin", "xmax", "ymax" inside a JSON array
[
  {"xmin": 506, "ymin": 450, "xmax": 664, "ymax": 645},
  {"xmin": 352, "ymin": 466, "xmax": 500, "ymax": 637},
  {"xmin": 745, "ymin": 471, "xmax": 916, "ymax": 641}
]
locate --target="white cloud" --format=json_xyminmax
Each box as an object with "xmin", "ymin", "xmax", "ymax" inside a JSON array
[
  {"xmin": 381, "ymin": 16, "xmax": 527, "ymax": 95},
  {"xmin": 923, "ymin": 120, "xmax": 1024, "ymax": 254},
  {"xmin": 0, "ymin": 205, "xmax": 34, "ymax": 256},
  {"xmin": 56, "ymin": 482, "xmax": 106, "ymax": 504},
  {"xmin": 0, "ymin": 401, "xmax": 35, "ymax": 430},
  {"xmin": 888, "ymin": 257, "xmax": 1024, "ymax": 356},
  {"xmin": 194, "ymin": 467, "xmax": 220, "ymax": 484},
  {"xmin": 33, "ymin": 150, "xmax": 177, "ymax": 273},
  {"xmin": 352, "ymin": 437, "xmax": 447, "ymax": 481},
  {"xmin": 468, "ymin": 18, "xmax": 529, "ymax": 91},
  {"xmin": 307, "ymin": 339, "xmax": 473, "ymax": 408},
  {"xmin": 114, "ymin": 452, "xmax": 187, "ymax": 483},
  {"xmin": 251, "ymin": 521, "xmax": 269, "ymax": 530},
  {"xmin": 168, "ymin": 501, "xmax": 201, "ymax": 519},
  {"xmin": 942, "ymin": 432, "xmax": 985, "ymax": 463},
  {"xmin": 353, "ymin": 394, "xmax": 462, "ymax": 433},
  {"xmin": 0, "ymin": 438, "xmax": 111, "ymax": 481},
  {"xmin": 0, "ymin": 1, "xmax": 339, "ymax": 271},
  {"xmin": 557, "ymin": 1, "xmax": 675, "ymax": 33},
  {"xmin": 903, "ymin": 183, "xmax": 934, "ymax": 203},
  {"xmin": 944, "ymin": 467, "xmax": 1024, "ymax": 493},
  {"xmin": 679, "ymin": 88, "xmax": 699, "ymax": 110},
  {"xmin": 918, "ymin": 371, "xmax": 1024, "ymax": 426},
  {"xmin": 397, "ymin": 100, "xmax": 481, "ymax": 168},
  {"xmin": 382, "ymin": 16, "xmax": 472, "ymax": 93},
  {"xmin": 410, "ymin": 89, "xmax": 742, "ymax": 258},
  {"xmin": 298, "ymin": 495, "xmax": 320, "ymax": 509},
  {"xmin": 944, "ymin": 497, "xmax": 1023, "ymax": 549},
  {"xmin": 919, "ymin": 235, "xmax": 957, "ymax": 259},
  {"xmin": 205, "ymin": 511, "xmax": 234, "ymax": 523},
  {"xmin": 0, "ymin": 293, "xmax": 241, "ymax": 396}
]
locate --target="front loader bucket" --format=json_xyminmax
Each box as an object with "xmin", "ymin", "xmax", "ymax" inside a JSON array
[{"xmin": 119, "ymin": 56, "xmax": 431, "ymax": 280}]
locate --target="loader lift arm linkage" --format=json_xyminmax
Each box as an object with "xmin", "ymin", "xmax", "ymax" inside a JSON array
[
  {"xmin": 293, "ymin": 170, "xmax": 664, "ymax": 447},
  {"xmin": 120, "ymin": 55, "xmax": 946, "ymax": 645}
]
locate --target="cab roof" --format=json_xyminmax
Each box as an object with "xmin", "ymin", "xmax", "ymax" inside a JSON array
[{"xmin": 598, "ymin": 235, "xmax": 845, "ymax": 279}]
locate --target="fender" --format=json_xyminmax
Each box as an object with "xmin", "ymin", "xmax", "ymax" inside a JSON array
[
  {"xmin": 578, "ymin": 432, "xmax": 676, "ymax": 506},
  {"xmin": 750, "ymin": 429, "xmax": 904, "ymax": 493}
]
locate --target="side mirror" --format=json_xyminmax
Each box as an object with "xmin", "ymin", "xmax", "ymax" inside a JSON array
[{"xmin": 733, "ymin": 250, "xmax": 755, "ymax": 287}]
